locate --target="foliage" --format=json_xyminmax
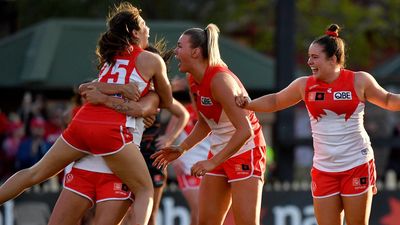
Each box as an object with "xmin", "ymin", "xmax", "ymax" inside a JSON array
[{"xmin": 12, "ymin": 0, "xmax": 400, "ymax": 70}]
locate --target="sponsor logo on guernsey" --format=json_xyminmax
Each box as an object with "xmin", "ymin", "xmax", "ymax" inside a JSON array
[
  {"xmin": 353, "ymin": 177, "xmax": 368, "ymax": 189},
  {"xmin": 153, "ymin": 174, "xmax": 164, "ymax": 186},
  {"xmin": 242, "ymin": 164, "xmax": 250, "ymax": 171},
  {"xmin": 65, "ymin": 173, "xmax": 74, "ymax": 183},
  {"xmin": 200, "ymin": 96, "xmax": 213, "ymax": 106},
  {"xmin": 114, "ymin": 183, "xmax": 129, "ymax": 194},
  {"xmin": 234, "ymin": 164, "xmax": 250, "ymax": 175},
  {"xmin": 361, "ymin": 148, "xmax": 368, "ymax": 155},
  {"xmin": 333, "ymin": 91, "xmax": 352, "ymax": 100},
  {"xmin": 114, "ymin": 183, "xmax": 122, "ymax": 191},
  {"xmin": 308, "ymin": 92, "xmax": 325, "ymax": 101},
  {"xmin": 122, "ymin": 184, "xmax": 129, "ymax": 192}
]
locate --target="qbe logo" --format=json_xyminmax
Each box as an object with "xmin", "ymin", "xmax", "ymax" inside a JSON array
[
  {"xmin": 200, "ymin": 96, "xmax": 213, "ymax": 106},
  {"xmin": 334, "ymin": 91, "xmax": 352, "ymax": 100}
]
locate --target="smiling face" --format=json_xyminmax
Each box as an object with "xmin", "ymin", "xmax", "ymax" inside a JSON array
[
  {"xmin": 307, "ymin": 43, "xmax": 338, "ymax": 79},
  {"xmin": 174, "ymin": 34, "xmax": 195, "ymax": 73}
]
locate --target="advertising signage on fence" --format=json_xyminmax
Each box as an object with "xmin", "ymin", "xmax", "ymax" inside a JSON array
[{"xmin": 1, "ymin": 190, "xmax": 399, "ymax": 225}]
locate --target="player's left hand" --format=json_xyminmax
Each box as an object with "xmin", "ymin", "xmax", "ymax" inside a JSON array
[
  {"xmin": 82, "ymin": 86, "xmax": 106, "ymax": 104},
  {"xmin": 191, "ymin": 160, "xmax": 216, "ymax": 177},
  {"xmin": 151, "ymin": 145, "xmax": 184, "ymax": 170}
]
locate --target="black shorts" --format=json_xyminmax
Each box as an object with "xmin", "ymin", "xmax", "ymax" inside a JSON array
[
  {"xmin": 142, "ymin": 151, "xmax": 166, "ymax": 188},
  {"xmin": 140, "ymin": 114, "xmax": 166, "ymax": 188}
]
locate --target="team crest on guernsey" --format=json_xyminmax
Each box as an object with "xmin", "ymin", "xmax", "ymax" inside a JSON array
[
  {"xmin": 308, "ymin": 92, "xmax": 325, "ymax": 101},
  {"xmin": 201, "ymin": 96, "xmax": 213, "ymax": 106}
]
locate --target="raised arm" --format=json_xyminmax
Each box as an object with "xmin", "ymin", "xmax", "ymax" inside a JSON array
[
  {"xmin": 357, "ymin": 71, "xmax": 400, "ymax": 111},
  {"xmin": 237, "ymin": 77, "xmax": 306, "ymax": 112}
]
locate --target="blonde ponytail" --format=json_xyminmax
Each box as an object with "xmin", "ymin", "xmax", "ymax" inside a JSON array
[{"xmin": 205, "ymin": 24, "xmax": 226, "ymax": 67}]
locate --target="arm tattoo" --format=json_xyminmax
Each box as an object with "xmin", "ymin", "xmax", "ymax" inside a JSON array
[{"xmin": 112, "ymin": 102, "xmax": 132, "ymax": 113}]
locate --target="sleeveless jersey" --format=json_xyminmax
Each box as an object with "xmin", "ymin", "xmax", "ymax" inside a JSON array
[
  {"xmin": 73, "ymin": 46, "xmax": 149, "ymax": 173},
  {"xmin": 73, "ymin": 46, "xmax": 150, "ymax": 129},
  {"xmin": 304, "ymin": 69, "xmax": 373, "ymax": 172},
  {"xmin": 188, "ymin": 66, "xmax": 265, "ymax": 157}
]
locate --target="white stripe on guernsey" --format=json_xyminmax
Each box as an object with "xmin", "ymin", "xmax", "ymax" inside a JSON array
[{"xmin": 63, "ymin": 187, "xmax": 94, "ymax": 206}]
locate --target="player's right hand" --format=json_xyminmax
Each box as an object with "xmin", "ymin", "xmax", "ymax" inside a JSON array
[
  {"xmin": 121, "ymin": 82, "xmax": 140, "ymax": 101},
  {"xmin": 235, "ymin": 94, "xmax": 251, "ymax": 108}
]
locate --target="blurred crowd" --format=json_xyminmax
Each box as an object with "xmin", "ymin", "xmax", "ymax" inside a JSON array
[
  {"xmin": 0, "ymin": 92, "xmax": 66, "ymax": 182},
  {"xmin": 1, "ymin": 90, "xmax": 399, "ymax": 186}
]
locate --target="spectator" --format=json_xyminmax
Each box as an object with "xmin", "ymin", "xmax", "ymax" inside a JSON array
[
  {"xmin": 2, "ymin": 121, "xmax": 25, "ymax": 177},
  {"xmin": 15, "ymin": 117, "xmax": 51, "ymax": 170}
]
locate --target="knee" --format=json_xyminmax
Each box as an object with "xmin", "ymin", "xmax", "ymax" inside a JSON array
[
  {"xmin": 346, "ymin": 218, "xmax": 368, "ymax": 225},
  {"xmin": 19, "ymin": 168, "xmax": 43, "ymax": 186},
  {"xmin": 134, "ymin": 184, "xmax": 154, "ymax": 197}
]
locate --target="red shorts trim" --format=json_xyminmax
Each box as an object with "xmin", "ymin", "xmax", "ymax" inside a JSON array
[
  {"xmin": 207, "ymin": 146, "xmax": 266, "ymax": 182},
  {"xmin": 177, "ymin": 174, "xmax": 202, "ymax": 190},
  {"xmin": 311, "ymin": 159, "xmax": 377, "ymax": 198},
  {"xmin": 63, "ymin": 167, "xmax": 133, "ymax": 205},
  {"xmin": 62, "ymin": 120, "xmax": 133, "ymax": 155}
]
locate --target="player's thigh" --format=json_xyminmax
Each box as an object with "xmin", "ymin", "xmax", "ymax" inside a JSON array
[
  {"xmin": 230, "ymin": 177, "xmax": 263, "ymax": 225},
  {"xmin": 48, "ymin": 189, "xmax": 91, "ymax": 225},
  {"xmin": 342, "ymin": 188, "xmax": 373, "ymax": 225},
  {"xmin": 103, "ymin": 144, "xmax": 153, "ymax": 192},
  {"xmin": 183, "ymin": 189, "xmax": 200, "ymax": 224},
  {"xmin": 198, "ymin": 175, "xmax": 231, "ymax": 225},
  {"xmin": 313, "ymin": 194, "xmax": 344, "ymax": 225},
  {"xmin": 183, "ymin": 188, "xmax": 200, "ymax": 213},
  {"xmin": 94, "ymin": 200, "xmax": 132, "ymax": 225},
  {"xmin": 30, "ymin": 137, "xmax": 86, "ymax": 181}
]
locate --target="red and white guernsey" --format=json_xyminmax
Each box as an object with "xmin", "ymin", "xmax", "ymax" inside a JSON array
[
  {"xmin": 72, "ymin": 46, "xmax": 150, "ymax": 173},
  {"xmin": 73, "ymin": 45, "xmax": 150, "ymax": 130},
  {"xmin": 188, "ymin": 66, "xmax": 265, "ymax": 158},
  {"xmin": 304, "ymin": 69, "xmax": 373, "ymax": 172}
]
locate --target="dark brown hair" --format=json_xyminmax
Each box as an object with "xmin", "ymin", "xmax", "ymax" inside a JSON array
[
  {"xmin": 312, "ymin": 24, "xmax": 346, "ymax": 67},
  {"xmin": 95, "ymin": 2, "xmax": 142, "ymax": 69},
  {"xmin": 146, "ymin": 38, "xmax": 174, "ymax": 69}
]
